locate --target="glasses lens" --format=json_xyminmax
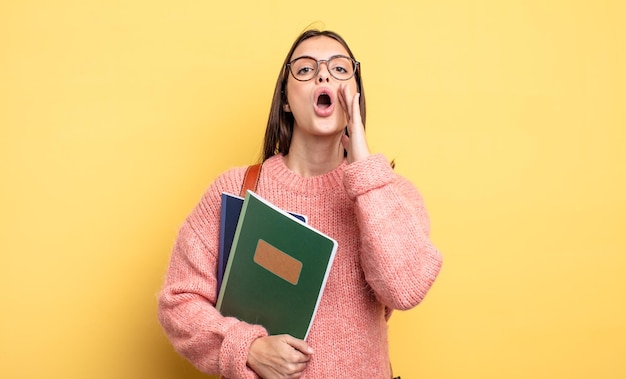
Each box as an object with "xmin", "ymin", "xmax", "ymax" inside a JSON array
[
  {"xmin": 328, "ymin": 56, "xmax": 355, "ymax": 80},
  {"xmin": 288, "ymin": 56, "xmax": 356, "ymax": 81},
  {"xmin": 290, "ymin": 57, "xmax": 318, "ymax": 81}
]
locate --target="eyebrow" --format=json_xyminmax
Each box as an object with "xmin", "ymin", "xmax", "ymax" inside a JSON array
[{"xmin": 289, "ymin": 54, "xmax": 351, "ymax": 62}]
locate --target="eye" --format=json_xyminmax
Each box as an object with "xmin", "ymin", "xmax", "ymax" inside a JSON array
[
  {"xmin": 291, "ymin": 57, "xmax": 317, "ymax": 78},
  {"xmin": 329, "ymin": 57, "xmax": 352, "ymax": 76},
  {"xmin": 297, "ymin": 66, "xmax": 314, "ymax": 75},
  {"xmin": 332, "ymin": 66, "xmax": 348, "ymax": 74}
]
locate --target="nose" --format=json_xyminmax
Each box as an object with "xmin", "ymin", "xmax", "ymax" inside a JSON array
[
  {"xmin": 317, "ymin": 61, "xmax": 330, "ymax": 83},
  {"xmin": 317, "ymin": 75, "xmax": 330, "ymax": 83}
]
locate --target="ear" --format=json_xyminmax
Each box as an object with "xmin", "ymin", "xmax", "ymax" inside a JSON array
[{"xmin": 283, "ymin": 103, "xmax": 291, "ymax": 112}]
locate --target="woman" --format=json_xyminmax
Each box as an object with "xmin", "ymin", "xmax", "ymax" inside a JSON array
[{"xmin": 158, "ymin": 29, "xmax": 443, "ymax": 379}]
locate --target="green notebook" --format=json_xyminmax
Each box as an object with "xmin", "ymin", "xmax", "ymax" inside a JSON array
[{"xmin": 216, "ymin": 190, "xmax": 337, "ymax": 340}]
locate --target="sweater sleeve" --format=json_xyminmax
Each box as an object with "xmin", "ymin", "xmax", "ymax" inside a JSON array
[
  {"xmin": 157, "ymin": 171, "xmax": 267, "ymax": 379},
  {"xmin": 343, "ymin": 154, "xmax": 443, "ymax": 310}
]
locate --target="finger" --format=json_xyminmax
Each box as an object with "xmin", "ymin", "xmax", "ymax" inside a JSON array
[
  {"xmin": 337, "ymin": 85, "xmax": 350, "ymax": 122},
  {"xmin": 284, "ymin": 335, "xmax": 314, "ymax": 356},
  {"xmin": 342, "ymin": 84, "xmax": 357, "ymax": 120},
  {"xmin": 350, "ymin": 92, "xmax": 362, "ymax": 127},
  {"xmin": 285, "ymin": 361, "xmax": 308, "ymax": 375}
]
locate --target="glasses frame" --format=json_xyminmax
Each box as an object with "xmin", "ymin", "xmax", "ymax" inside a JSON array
[{"xmin": 286, "ymin": 55, "xmax": 360, "ymax": 82}]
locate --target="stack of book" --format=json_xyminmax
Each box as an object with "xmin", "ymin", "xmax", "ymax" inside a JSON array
[{"xmin": 216, "ymin": 191, "xmax": 337, "ymax": 340}]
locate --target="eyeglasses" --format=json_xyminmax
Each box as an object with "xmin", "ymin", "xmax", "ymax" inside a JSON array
[{"xmin": 286, "ymin": 55, "xmax": 359, "ymax": 82}]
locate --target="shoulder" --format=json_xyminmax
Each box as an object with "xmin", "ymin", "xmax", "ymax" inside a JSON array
[
  {"xmin": 185, "ymin": 164, "xmax": 253, "ymax": 228},
  {"xmin": 210, "ymin": 165, "xmax": 250, "ymax": 196}
]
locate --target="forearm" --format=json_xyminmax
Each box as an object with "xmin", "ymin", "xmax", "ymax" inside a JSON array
[
  {"xmin": 344, "ymin": 154, "xmax": 443, "ymax": 309},
  {"xmin": 158, "ymin": 217, "xmax": 268, "ymax": 378}
]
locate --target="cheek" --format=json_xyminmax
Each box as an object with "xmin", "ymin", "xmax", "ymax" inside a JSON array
[{"xmin": 285, "ymin": 83, "xmax": 307, "ymax": 108}]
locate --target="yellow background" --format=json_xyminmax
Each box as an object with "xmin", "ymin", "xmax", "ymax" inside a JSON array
[{"xmin": 1, "ymin": 1, "xmax": 624, "ymax": 378}]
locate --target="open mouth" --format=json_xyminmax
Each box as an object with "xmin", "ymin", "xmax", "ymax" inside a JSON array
[
  {"xmin": 313, "ymin": 88, "xmax": 335, "ymax": 117},
  {"xmin": 317, "ymin": 93, "xmax": 332, "ymax": 109}
]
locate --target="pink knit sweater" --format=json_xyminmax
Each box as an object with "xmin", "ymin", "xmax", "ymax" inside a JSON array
[{"xmin": 158, "ymin": 154, "xmax": 442, "ymax": 378}]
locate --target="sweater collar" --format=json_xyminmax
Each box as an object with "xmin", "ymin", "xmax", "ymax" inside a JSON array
[{"xmin": 263, "ymin": 154, "xmax": 346, "ymax": 195}]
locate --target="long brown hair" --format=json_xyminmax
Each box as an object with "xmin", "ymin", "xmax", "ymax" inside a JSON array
[{"xmin": 261, "ymin": 29, "xmax": 366, "ymax": 161}]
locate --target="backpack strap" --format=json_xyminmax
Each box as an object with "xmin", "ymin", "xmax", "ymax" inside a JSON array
[{"xmin": 239, "ymin": 163, "xmax": 262, "ymax": 197}]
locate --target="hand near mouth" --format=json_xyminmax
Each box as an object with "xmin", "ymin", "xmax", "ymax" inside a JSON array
[{"xmin": 338, "ymin": 84, "xmax": 370, "ymax": 164}]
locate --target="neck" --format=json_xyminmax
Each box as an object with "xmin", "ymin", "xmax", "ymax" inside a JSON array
[{"xmin": 284, "ymin": 134, "xmax": 345, "ymax": 177}]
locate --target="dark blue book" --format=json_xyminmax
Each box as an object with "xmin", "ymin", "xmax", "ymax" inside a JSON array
[{"xmin": 217, "ymin": 192, "xmax": 306, "ymax": 296}]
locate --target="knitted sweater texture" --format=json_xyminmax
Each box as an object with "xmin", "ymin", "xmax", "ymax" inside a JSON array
[{"xmin": 158, "ymin": 154, "xmax": 443, "ymax": 378}]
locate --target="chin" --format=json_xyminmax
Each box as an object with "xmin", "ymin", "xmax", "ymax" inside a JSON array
[
  {"xmin": 294, "ymin": 114, "xmax": 346, "ymax": 137},
  {"xmin": 312, "ymin": 124, "xmax": 345, "ymax": 137},
  {"xmin": 313, "ymin": 117, "xmax": 346, "ymax": 133}
]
